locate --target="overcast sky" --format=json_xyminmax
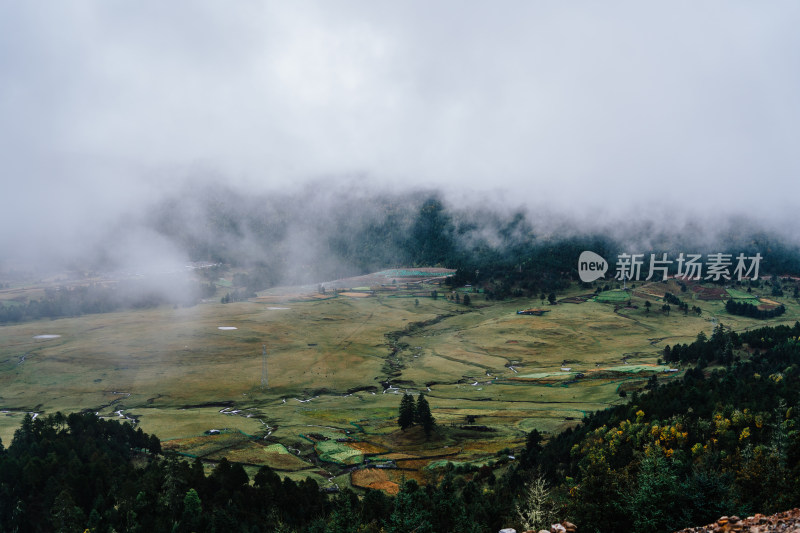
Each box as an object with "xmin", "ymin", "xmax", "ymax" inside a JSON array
[{"xmin": 2, "ymin": 2, "xmax": 800, "ymax": 262}]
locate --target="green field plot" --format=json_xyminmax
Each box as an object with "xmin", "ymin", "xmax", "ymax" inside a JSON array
[
  {"xmin": 254, "ymin": 444, "xmax": 314, "ymax": 470},
  {"xmin": 314, "ymin": 440, "xmax": 363, "ymax": 465},
  {"xmin": 726, "ymin": 288, "xmax": 758, "ymax": 299},
  {"xmin": 594, "ymin": 290, "xmax": 632, "ymax": 303}
]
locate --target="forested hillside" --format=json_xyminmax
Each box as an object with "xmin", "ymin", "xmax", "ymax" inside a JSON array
[
  {"xmin": 519, "ymin": 322, "xmax": 800, "ymax": 532},
  {"xmin": 142, "ymin": 185, "xmax": 800, "ymax": 290}
]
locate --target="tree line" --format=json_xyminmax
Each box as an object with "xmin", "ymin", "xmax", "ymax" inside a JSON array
[
  {"xmin": 0, "ymin": 280, "xmax": 217, "ymax": 324},
  {"xmin": 726, "ymin": 299, "xmax": 786, "ymax": 319}
]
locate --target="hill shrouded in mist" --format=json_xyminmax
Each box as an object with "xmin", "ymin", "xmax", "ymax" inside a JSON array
[
  {"xmin": 6, "ymin": 180, "xmax": 800, "ymax": 292},
  {"xmin": 137, "ymin": 183, "xmax": 800, "ymax": 287}
]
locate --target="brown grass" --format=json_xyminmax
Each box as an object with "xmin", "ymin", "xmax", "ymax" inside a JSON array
[
  {"xmin": 386, "ymin": 468, "xmax": 426, "ymax": 485},
  {"xmin": 396, "ymin": 458, "xmax": 436, "ymax": 470},
  {"xmin": 461, "ymin": 440, "xmax": 507, "ymax": 454},
  {"xmin": 351, "ymin": 468, "xmax": 388, "ymax": 487},
  {"xmin": 367, "ymin": 481, "xmax": 400, "ymax": 494},
  {"xmin": 379, "ymin": 452, "xmax": 419, "ymax": 460},
  {"xmin": 346, "ymin": 441, "xmax": 387, "ymax": 454}
]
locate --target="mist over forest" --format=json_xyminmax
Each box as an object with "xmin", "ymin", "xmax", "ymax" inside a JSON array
[
  {"xmin": 98, "ymin": 181, "xmax": 800, "ymax": 280},
  {"xmin": 8, "ymin": 179, "xmax": 799, "ymax": 289}
]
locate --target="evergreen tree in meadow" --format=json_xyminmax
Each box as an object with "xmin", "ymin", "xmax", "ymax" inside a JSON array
[
  {"xmin": 415, "ymin": 394, "xmax": 436, "ymax": 437},
  {"xmin": 399, "ymin": 393, "xmax": 416, "ymax": 430}
]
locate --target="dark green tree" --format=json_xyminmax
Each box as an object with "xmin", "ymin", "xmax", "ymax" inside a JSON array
[
  {"xmin": 387, "ymin": 480, "xmax": 433, "ymax": 533},
  {"xmin": 361, "ymin": 489, "xmax": 392, "ymax": 528},
  {"xmin": 50, "ymin": 489, "xmax": 85, "ymax": 533},
  {"xmin": 415, "ymin": 394, "xmax": 435, "ymax": 437},
  {"xmin": 624, "ymin": 453, "xmax": 685, "ymax": 532},
  {"xmin": 179, "ymin": 488, "xmax": 202, "ymax": 532},
  {"xmin": 522, "ymin": 429, "xmax": 543, "ymax": 467},
  {"xmin": 398, "ymin": 393, "xmax": 416, "ymax": 430},
  {"xmin": 327, "ymin": 489, "xmax": 360, "ymax": 533},
  {"xmin": 408, "ymin": 197, "xmax": 455, "ymax": 266}
]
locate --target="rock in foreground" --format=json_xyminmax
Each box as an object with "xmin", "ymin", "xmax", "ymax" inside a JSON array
[{"xmin": 674, "ymin": 509, "xmax": 800, "ymax": 532}]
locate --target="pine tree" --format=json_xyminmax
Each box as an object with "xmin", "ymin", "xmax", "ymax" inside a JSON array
[
  {"xmin": 180, "ymin": 488, "xmax": 202, "ymax": 532},
  {"xmin": 415, "ymin": 394, "xmax": 435, "ymax": 437},
  {"xmin": 398, "ymin": 393, "xmax": 415, "ymax": 430},
  {"xmin": 387, "ymin": 480, "xmax": 433, "ymax": 533}
]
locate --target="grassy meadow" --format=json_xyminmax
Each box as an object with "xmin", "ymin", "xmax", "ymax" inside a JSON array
[{"xmin": 2, "ymin": 276, "xmax": 799, "ymax": 489}]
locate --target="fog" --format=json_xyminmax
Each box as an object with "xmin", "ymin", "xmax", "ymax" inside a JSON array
[{"xmin": 2, "ymin": 2, "xmax": 799, "ymax": 275}]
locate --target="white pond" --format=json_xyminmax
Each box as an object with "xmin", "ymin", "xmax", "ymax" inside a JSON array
[
  {"xmin": 33, "ymin": 334, "xmax": 61, "ymax": 339},
  {"xmin": 217, "ymin": 326, "xmax": 238, "ymax": 330}
]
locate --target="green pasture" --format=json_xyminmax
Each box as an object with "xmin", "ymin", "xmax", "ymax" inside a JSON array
[
  {"xmin": 2, "ymin": 278, "xmax": 799, "ymax": 484},
  {"xmin": 594, "ymin": 290, "xmax": 631, "ymax": 303},
  {"xmin": 726, "ymin": 288, "xmax": 757, "ymax": 300}
]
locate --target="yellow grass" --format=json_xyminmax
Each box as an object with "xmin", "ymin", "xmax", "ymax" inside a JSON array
[{"xmin": 351, "ymin": 468, "xmax": 388, "ymax": 486}]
